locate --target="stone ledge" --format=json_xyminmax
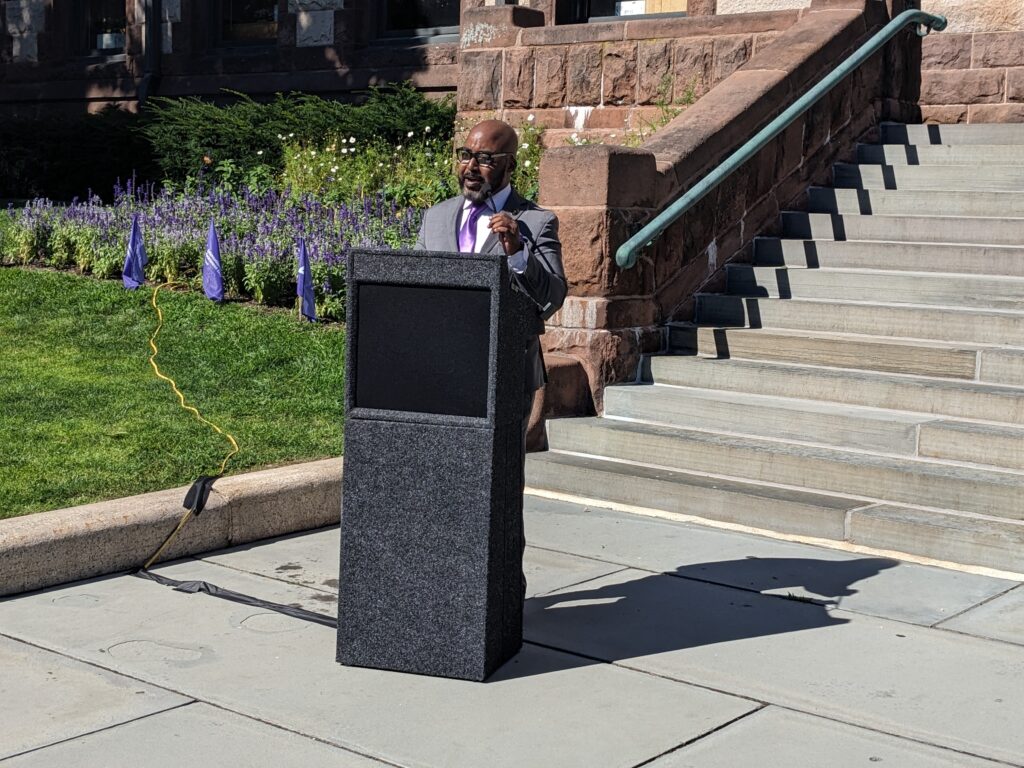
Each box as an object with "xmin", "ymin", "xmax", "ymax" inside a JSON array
[{"xmin": 0, "ymin": 458, "xmax": 342, "ymax": 598}]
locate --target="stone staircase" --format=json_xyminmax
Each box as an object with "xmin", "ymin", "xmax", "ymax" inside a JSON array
[{"xmin": 527, "ymin": 122, "xmax": 1024, "ymax": 573}]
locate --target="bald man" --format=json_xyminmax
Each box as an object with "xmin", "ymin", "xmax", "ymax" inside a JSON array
[
  {"xmin": 414, "ymin": 119, "xmax": 567, "ymax": 411},
  {"xmin": 414, "ymin": 120, "xmax": 567, "ymax": 600}
]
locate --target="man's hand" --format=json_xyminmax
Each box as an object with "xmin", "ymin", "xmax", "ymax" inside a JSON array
[{"xmin": 488, "ymin": 212, "xmax": 522, "ymax": 255}]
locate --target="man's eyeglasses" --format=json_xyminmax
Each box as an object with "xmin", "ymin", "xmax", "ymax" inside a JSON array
[{"xmin": 455, "ymin": 148, "xmax": 513, "ymax": 167}]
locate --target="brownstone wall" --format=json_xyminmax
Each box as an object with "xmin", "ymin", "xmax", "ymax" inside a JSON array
[
  {"xmin": 0, "ymin": 0, "xmax": 459, "ymax": 117},
  {"xmin": 920, "ymin": 31, "xmax": 1024, "ymax": 123},
  {"xmin": 531, "ymin": 0, "xmax": 920, "ymax": 410},
  {"xmin": 458, "ymin": 5, "xmax": 800, "ymax": 134}
]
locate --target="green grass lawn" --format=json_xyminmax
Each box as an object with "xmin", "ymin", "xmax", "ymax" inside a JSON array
[{"xmin": 0, "ymin": 267, "xmax": 346, "ymax": 518}]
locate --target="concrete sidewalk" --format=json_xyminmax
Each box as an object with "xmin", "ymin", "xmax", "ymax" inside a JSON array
[{"xmin": 2, "ymin": 495, "xmax": 1023, "ymax": 767}]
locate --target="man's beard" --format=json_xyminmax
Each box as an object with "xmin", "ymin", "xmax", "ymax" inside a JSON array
[{"xmin": 460, "ymin": 175, "xmax": 489, "ymax": 203}]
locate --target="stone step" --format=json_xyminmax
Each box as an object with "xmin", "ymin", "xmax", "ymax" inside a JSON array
[
  {"xmin": 833, "ymin": 163, "xmax": 1024, "ymax": 192},
  {"xmin": 754, "ymin": 238, "xmax": 1024, "ymax": 277},
  {"xmin": 880, "ymin": 122, "xmax": 1024, "ymax": 145},
  {"xmin": 648, "ymin": 356, "xmax": 1024, "ymax": 425},
  {"xmin": 780, "ymin": 211, "xmax": 1024, "ymax": 246},
  {"xmin": 525, "ymin": 450, "xmax": 869, "ymax": 540},
  {"xmin": 919, "ymin": 420, "xmax": 1024, "ymax": 471},
  {"xmin": 694, "ymin": 295, "xmax": 1024, "ymax": 346},
  {"xmin": 806, "ymin": 187, "xmax": 1024, "ymax": 218},
  {"xmin": 672, "ymin": 325, "xmax": 982, "ymax": 380},
  {"xmin": 526, "ymin": 451, "xmax": 1024, "ymax": 572},
  {"xmin": 603, "ymin": 383, "xmax": 932, "ymax": 454},
  {"xmin": 544, "ymin": 417, "xmax": 1024, "ymax": 519},
  {"xmin": 726, "ymin": 265, "xmax": 1024, "ymax": 311},
  {"xmin": 857, "ymin": 143, "xmax": 1024, "ymax": 165}
]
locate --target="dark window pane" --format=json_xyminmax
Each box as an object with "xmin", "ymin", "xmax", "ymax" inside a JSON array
[
  {"xmin": 385, "ymin": 0, "xmax": 458, "ymax": 32},
  {"xmin": 77, "ymin": 0, "xmax": 126, "ymax": 53},
  {"xmin": 221, "ymin": 0, "xmax": 278, "ymax": 42}
]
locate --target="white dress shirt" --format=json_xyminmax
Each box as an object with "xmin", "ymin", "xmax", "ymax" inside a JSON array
[{"xmin": 461, "ymin": 184, "xmax": 529, "ymax": 273}]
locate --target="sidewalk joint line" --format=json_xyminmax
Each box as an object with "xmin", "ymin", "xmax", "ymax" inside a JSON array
[{"xmin": 628, "ymin": 705, "xmax": 769, "ymax": 768}]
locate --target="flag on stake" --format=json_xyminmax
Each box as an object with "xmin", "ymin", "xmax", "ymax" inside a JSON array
[
  {"xmin": 297, "ymin": 237, "xmax": 316, "ymax": 322},
  {"xmin": 203, "ymin": 219, "xmax": 224, "ymax": 302},
  {"xmin": 122, "ymin": 213, "xmax": 147, "ymax": 290}
]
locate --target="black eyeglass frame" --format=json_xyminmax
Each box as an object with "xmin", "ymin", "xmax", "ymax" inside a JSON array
[{"xmin": 455, "ymin": 148, "xmax": 515, "ymax": 167}]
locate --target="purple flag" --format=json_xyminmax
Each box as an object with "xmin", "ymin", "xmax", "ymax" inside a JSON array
[
  {"xmin": 122, "ymin": 214, "xmax": 147, "ymax": 290},
  {"xmin": 203, "ymin": 219, "xmax": 224, "ymax": 302},
  {"xmin": 296, "ymin": 238, "xmax": 316, "ymax": 322}
]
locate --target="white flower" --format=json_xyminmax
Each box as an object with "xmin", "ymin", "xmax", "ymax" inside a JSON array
[
  {"xmin": 527, "ymin": 114, "xmax": 536, "ymax": 122},
  {"xmin": 310, "ymin": 150, "xmax": 317, "ymax": 156},
  {"xmin": 524, "ymin": 160, "xmax": 531, "ymax": 167},
  {"xmin": 424, "ymin": 126, "xmax": 431, "ymax": 133},
  {"xmin": 256, "ymin": 150, "xmax": 264, "ymax": 156},
  {"xmin": 277, "ymin": 134, "xmax": 283, "ymax": 140},
  {"xmin": 331, "ymin": 166, "xmax": 339, "ymax": 172},
  {"xmin": 407, "ymin": 131, "xmax": 414, "ymax": 138},
  {"xmin": 396, "ymin": 145, "xmax": 403, "ymax": 151},
  {"xmin": 378, "ymin": 162, "xmax": 384, "ymax": 167},
  {"xmin": 341, "ymin": 148, "xmax": 348, "ymax": 154},
  {"xmin": 349, "ymin": 136, "xmax": 356, "ymax": 144},
  {"xmin": 571, "ymin": 132, "xmax": 579, "ymax": 140},
  {"xmin": 521, "ymin": 143, "xmax": 530, "ymax": 150},
  {"xmin": 288, "ymin": 132, "xmax": 295, "ymax": 138}
]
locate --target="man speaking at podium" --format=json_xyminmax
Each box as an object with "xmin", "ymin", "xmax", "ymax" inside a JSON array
[{"xmin": 414, "ymin": 119, "xmax": 567, "ymax": 434}]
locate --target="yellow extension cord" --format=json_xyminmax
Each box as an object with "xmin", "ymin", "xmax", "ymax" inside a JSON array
[{"xmin": 142, "ymin": 283, "xmax": 239, "ymax": 570}]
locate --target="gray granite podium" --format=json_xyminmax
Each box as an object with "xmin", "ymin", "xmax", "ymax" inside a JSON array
[{"xmin": 336, "ymin": 247, "xmax": 533, "ymax": 681}]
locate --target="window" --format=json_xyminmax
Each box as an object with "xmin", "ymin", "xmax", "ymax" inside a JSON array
[
  {"xmin": 220, "ymin": 0, "xmax": 278, "ymax": 44},
  {"xmin": 383, "ymin": 0, "xmax": 459, "ymax": 37},
  {"xmin": 558, "ymin": 0, "xmax": 687, "ymax": 23},
  {"xmin": 75, "ymin": 0, "xmax": 127, "ymax": 56}
]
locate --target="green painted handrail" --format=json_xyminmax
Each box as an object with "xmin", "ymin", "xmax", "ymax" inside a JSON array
[{"xmin": 615, "ymin": 8, "xmax": 947, "ymax": 269}]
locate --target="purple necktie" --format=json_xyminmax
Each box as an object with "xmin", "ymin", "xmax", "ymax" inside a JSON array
[{"xmin": 458, "ymin": 203, "xmax": 486, "ymax": 253}]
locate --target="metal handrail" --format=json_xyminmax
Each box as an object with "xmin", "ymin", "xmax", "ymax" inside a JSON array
[{"xmin": 615, "ymin": 8, "xmax": 947, "ymax": 269}]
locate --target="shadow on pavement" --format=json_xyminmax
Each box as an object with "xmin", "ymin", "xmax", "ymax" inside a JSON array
[{"xmin": 499, "ymin": 556, "xmax": 898, "ymax": 681}]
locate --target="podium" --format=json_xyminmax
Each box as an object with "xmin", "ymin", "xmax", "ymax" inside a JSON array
[{"xmin": 336, "ymin": 247, "xmax": 533, "ymax": 681}]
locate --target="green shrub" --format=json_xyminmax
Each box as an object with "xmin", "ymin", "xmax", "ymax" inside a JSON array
[
  {"xmin": 142, "ymin": 84, "xmax": 457, "ymax": 189},
  {"xmin": 0, "ymin": 210, "xmax": 15, "ymax": 266}
]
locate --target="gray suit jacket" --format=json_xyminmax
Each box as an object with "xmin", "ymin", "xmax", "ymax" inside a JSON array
[{"xmin": 414, "ymin": 190, "xmax": 567, "ymax": 393}]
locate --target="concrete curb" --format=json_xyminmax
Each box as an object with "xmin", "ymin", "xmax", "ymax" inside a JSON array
[{"xmin": 0, "ymin": 458, "xmax": 342, "ymax": 598}]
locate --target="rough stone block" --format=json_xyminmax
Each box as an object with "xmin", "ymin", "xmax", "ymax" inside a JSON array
[
  {"xmin": 973, "ymin": 32, "xmax": 1024, "ymax": 68},
  {"xmin": 921, "ymin": 68, "xmax": 1005, "ymax": 105},
  {"xmin": 921, "ymin": 104, "xmax": 969, "ymax": 123},
  {"xmin": 296, "ymin": 10, "xmax": 333, "ymax": 47},
  {"xmin": 753, "ymin": 31, "xmax": 781, "ymax": 53},
  {"xmin": 968, "ymin": 103, "xmax": 1024, "ymax": 122},
  {"xmin": 520, "ymin": 21, "xmax": 623, "ymax": 46},
  {"xmin": 625, "ymin": 10, "xmax": 800, "ymax": 42},
  {"xmin": 921, "ymin": 33, "xmax": 971, "ymax": 69},
  {"xmin": 567, "ymin": 44, "xmax": 602, "ymax": 105},
  {"xmin": 538, "ymin": 144, "xmax": 658, "ymax": 208},
  {"xmin": 162, "ymin": 0, "xmax": 182, "ymax": 23},
  {"xmin": 603, "ymin": 42, "xmax": 637, "ymax": 106},
  {"xmin": 636, "ymin": 39, "xmax": 673, "ymax": 105},
  {"xmin": 460, "ymin": 5, "xmax": 544, "ymax": 49},
  {"xmin": 1008, "ymin": 67, "xmax": 1024, "ymax": 102},
  {"xmin": 672, "ymin": 37, "xmax": 715, "ymax": 100},
  {"xmin": 458, "ymin": 49, "xmax": 502, "ymax": 111},
  {"xmin": 533, "ymin": 46, "xmax": 567, "ymax": 107},
  {"xmin": 11, "ymin": 34, "xmax": 37, "ymax": 63},
  {"xmin": 5, "ymin": 1, "xmax": 44, "ymax": 35},
  {"xmin": 502, "ymin": 47, "xmax": 534, "ymax": 108},
  {"xmin": 161, "ymin": 21, "xmax": 173, "ymax": 53},
  {"xmin": 544, "ymin": 206, "xmax": 652, "ymax": 297},
  {"xmin": 712, "ymin": 35, "xmax": 753, "ymax": 84},
  {"xmin": 289, "ymin": 0, "xmax": 345, "ymax": 9}
]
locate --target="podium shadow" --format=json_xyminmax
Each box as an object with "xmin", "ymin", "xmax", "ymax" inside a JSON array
[{"xmin": 499, "ymin": 556, "xmax": 898, "ymax": 681}]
